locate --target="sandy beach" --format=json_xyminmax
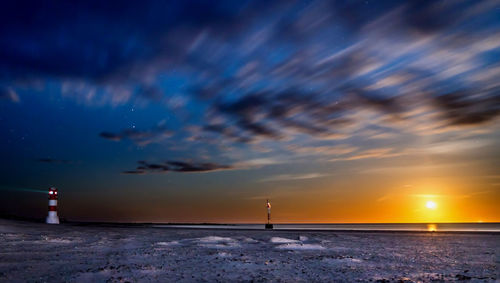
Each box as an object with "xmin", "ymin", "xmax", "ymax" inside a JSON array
[{"xmin": 0, "ymin": 219, "xmax": 498, "ymax": 282}]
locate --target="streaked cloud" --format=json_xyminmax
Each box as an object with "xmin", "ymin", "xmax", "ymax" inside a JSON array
[
  {"xmin": 259, "ymin": 173, "xmax": 328, "ymax": 183},
  {"xmin": 425, "ymin": 139, "xmax": 492, "ymax": 154},
  {"xmin": 329, "ymin": 148, "xmax": 398, "ymax": 162}
]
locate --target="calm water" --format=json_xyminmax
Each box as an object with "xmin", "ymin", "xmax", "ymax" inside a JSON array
[{"xmin": 154, "ymin": 223, "xmax": 500, "ymax": 232}]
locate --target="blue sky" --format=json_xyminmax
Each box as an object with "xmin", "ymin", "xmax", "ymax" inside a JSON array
[{"xmin": 1, "ymin": 0, "xmax": 499, "ymax": 222}]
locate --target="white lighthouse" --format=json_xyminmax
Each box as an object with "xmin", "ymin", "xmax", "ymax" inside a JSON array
[{"xmin": 46, "ymin": 187, "xmax": 59, "ymax": 224}]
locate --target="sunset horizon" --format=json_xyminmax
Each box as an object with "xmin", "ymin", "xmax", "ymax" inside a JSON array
[
  {"xmin": 1, "ymin": 0, "xmax": 499, "ymax": 225},
  {"xmin": 1, "ymin": 1, "xmax": 499, "ymax": 281}
]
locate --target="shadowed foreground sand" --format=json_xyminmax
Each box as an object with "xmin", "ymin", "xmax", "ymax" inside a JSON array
[{"xmin": 0, "ymin": 219, "xmax": 498, "ymax": 282}]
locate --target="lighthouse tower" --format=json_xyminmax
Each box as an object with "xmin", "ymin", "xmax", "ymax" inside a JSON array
[
  {"xmin": 265, "ymin": 199, "xmax": 273, "ymax": 229},
  {"xmin": 46, "ymin": 187, "xmax": 59, "ymax": 224}
]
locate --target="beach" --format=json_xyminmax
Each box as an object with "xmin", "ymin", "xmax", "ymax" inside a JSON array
[{"xmin": 0, "ymin": 219, "xmax": 498, "ymax": 282}]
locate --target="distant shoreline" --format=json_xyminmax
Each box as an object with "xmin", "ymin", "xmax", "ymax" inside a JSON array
[
  {"xmin": 1, "ymin": 216, "xmax": 498, "ymax": 234},
  {"xmin": 2, "ymin": 213, "xmax": 498, "ymax": 225}
]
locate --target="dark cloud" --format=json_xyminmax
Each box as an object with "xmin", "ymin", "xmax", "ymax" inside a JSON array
[
  {"xmin": 166, "ymin": 161, "xmax": 231, "ymax": 172},
  {"xmin": 432, "ymin": 90, "xmax": 500, "ymax": 126},
  {"xmin": 218, "ymin": 94, "xmax": 267, "ymax": 117},
  {"xmin": 99, "ymin": 125, "xmax": 172, "ymax": 145},
  {"xmin": 123, "ymin": 160, "xmax": 231, "ymax": 175},
  {"xmin": 355, "ymin": 93, "xmax": 402, "ymax": 115},
  {"xmin": 122, "ymin": 170, "xmax": 146, "ymax": 175},
  {"xmin": 212, "ymin": 91, "xmax": 335, "ymax": 141},
  {"xmin": 206, "ymin": 87, "xmax": 404, "ymax": 142},
  {"xmin": 403, "ymin": 0, "xmax": 460, "ymax": 35},
  {"xmin": 141, "ymin": 163, "xmax": 169, "ymax": 172},
  {"xmin": 99, "ymin": 132, "xmax": 121, "ymax": 141},
  {"xmin": 203, "ymin": 124, "xmax": 253, "ymax": 143},
  {"xmin": 236, "ymin": 119, "xmax": 280, "ymax": 139},
  {"xmin": 203, "ymin": 72, "xmax": 499, "ymax": 143}
]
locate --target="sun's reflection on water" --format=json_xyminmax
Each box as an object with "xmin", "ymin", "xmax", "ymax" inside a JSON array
[{"xmin": 427, "ymin": 224, "xmax": 437, "ymax": 232}]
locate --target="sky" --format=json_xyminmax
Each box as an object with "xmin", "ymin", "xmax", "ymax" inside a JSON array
[{"xmin": 1, "ymin": 0, "xmax": 499, "ymax": 223}]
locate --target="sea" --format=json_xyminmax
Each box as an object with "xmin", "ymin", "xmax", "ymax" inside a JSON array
[{"xmin": 153, "ymin": 222, "xmax": 500, "ymax": 232}]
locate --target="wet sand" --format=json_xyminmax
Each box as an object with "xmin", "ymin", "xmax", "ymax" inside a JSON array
[{"xmin": 0, "ymin": 219, "xmax": 498, "ymax": 282}]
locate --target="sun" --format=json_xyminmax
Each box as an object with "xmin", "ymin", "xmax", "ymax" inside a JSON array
[{"xmin": 426, "ymin": 201, "xmax": 437, "ymax": 209}]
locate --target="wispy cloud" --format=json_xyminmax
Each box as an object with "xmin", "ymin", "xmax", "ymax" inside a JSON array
[
  {"xmin": 329, "ymin": 148, "xmax": 399, "ymax": 162},
  {"xmin": 233, "ymin": 158, "xmax": 283, "ymax": 169},
  {"xmin": 287, "ymin": 145, "xmax": 357, "ymax": 156},
  {"xmin": 425, "ymin": 139, "xmax": 492, "ymax": 154},
  {"xmin": 259, "ymin": 173, "xmax": 328, "ymax": 183}
]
